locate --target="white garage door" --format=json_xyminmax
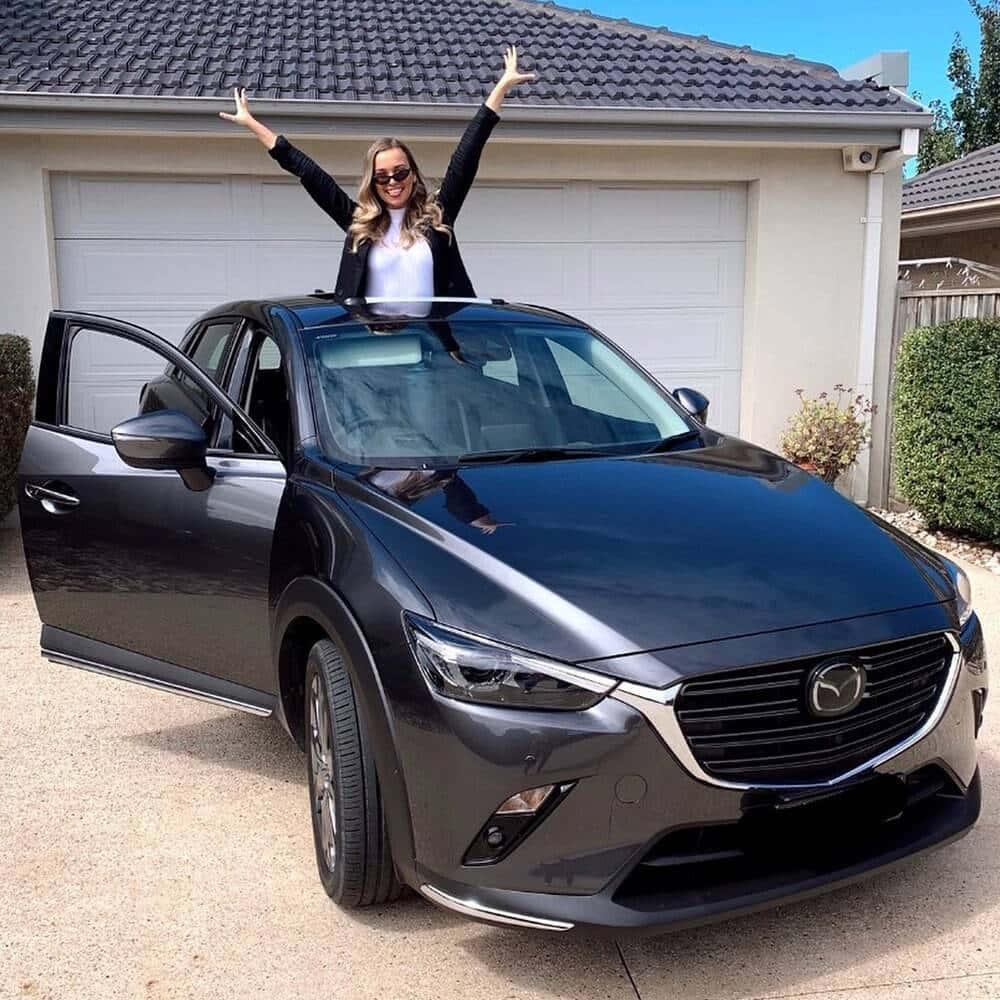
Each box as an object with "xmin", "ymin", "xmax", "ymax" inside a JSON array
[{"xmin": 52, "ymin": 173, "xmax": 745, "ymax": 433}]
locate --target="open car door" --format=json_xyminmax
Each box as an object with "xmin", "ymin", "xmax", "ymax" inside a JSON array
[{"xmin": 17, "ymin": 311, "xmax": 286, "ymax": 715}]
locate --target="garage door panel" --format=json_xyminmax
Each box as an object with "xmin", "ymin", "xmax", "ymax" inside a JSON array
[
  {"xmin": 57, "ymin": 241, "xmax": 234, "ymax": 306},
  {"xmin": 51, "ymin": 175, "xmax": 234, "ymax": 239},
  {"xmin": 643, "ymin": 368, "xmax": 741, "ymax": 435},
  {"xmin": 462, "ymin": 243, "xmax": 589, "ymax": 305},
  {"xmin": 248, "ymin": 242, "xmax": 342, "ymax": 298},
  {"xmin": 590, "ymin": 184, "xmax": 746, "ymax": 242},
  {"xmin": 68, "ymin": 384, "xmax": 152, "ymax": 437},
  {"xmin": 571, "ymin": 308, "xmax": 743, "ymax": 370},
  {"xmin": 456, "ymin": 185, "xmax": 582, "ymax": 242},
  {"xmin": 590, "ymin": 243, "xmax": 744, "ymax": 308},
  {"xmin": 255, "ymin": 178, "xmax": 357, "ymax": 238}
]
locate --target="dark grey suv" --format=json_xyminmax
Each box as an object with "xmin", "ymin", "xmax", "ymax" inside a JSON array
[{"xmin": 17, "ymin": 296, "xmax": 987, "ymax": 934}]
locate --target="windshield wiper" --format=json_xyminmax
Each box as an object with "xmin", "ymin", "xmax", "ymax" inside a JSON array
[
  {"xmin": 457, "ymin": 446, "xmax": 611, "ymax": 465},
  {"xmin": 640, "ymin": 430, "xmax": 702, "ymax": 454}
]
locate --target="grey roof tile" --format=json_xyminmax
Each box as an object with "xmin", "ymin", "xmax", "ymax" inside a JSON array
[
  {"xmin": 903, "ymin": 143, "xmax": 1000, "ymax": 212},
  {"xmin": 0, "ymin": 0, "xmax": 924, "ymax": 113}
]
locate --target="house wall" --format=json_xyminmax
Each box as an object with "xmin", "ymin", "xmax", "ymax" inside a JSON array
[
  {"xmin": 901, "ymin": 226, "xmax": 1000, "ymax": 267},
  {"xmin": 1, "ymin": 130, "xmax": 884, "ymax": 470}
]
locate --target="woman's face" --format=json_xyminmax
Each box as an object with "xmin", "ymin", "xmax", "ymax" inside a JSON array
[{"xmin": 373, "ymin": 148, "xmax": 415, "ymax": 210}]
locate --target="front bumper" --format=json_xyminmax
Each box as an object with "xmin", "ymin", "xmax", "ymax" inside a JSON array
[
  {"xmin": 384, "ymin": 609, "xmax": 987, "ymax": 935},
  {"xmin": 419, "ymin": 767, "xmax": 981, "ymax": 934}
]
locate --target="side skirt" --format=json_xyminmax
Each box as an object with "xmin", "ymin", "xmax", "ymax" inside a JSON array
[{"xmin": 40, "ymin": 625, "xmax": 275, "ymax": 717}]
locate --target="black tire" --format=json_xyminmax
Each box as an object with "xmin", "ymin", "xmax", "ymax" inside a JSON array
[{"xmin": 305, "ymin": 638, "xmax": 404, "ymax": 907}]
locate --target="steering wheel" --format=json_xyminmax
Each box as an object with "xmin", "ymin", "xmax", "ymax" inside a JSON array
[{"xmin": 340, "ymin": 417, "xmax": 438, "ymax": 451}]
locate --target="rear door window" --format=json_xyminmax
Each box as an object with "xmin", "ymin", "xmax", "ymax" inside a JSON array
[
  {"xmin": 169, "ymin": 320, "xmax": 241, "ymax": 430},
  {"xmin": 190, "ymin": 321, "xmax": 239, "ymax": 382}
]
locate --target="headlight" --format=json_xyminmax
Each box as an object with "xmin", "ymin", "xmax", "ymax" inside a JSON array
[
  {"xmin": 943, "ymin": 559, "xmax": 974, "ymax": 627},
  {"xmin": 403, "ymin": 612, "xmax": 616, "ymax": 710},
  {"xmin": 955, "ymin": 564, "xmax": 973, "ymax": 627}
]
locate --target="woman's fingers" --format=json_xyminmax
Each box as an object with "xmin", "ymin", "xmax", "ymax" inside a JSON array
[
  {"xmin": 498, "ymin": 44, "xmax": 534, "ymax": 87},
  {"xmin": 220, "ymin": 86, "xmax": 251, "ymax": 123}
]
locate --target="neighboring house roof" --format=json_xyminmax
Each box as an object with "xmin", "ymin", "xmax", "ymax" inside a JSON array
[
  {"xmin": 903, "ymin": 143, "xmax": 1000, "ymax": 212},
  {"xmin": 0, "ymin": 0, "xmax": 924, "ymax": 113}
]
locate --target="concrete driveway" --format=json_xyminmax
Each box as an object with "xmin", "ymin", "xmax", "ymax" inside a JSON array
[{"xmin": 3, "ymin": 508, "xmax": 999, "ymax": 1000}]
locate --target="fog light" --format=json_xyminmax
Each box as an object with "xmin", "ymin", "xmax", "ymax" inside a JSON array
[
  {"xmin": 496, "ymin": 785, "xmax": 555, "ymax": 814},
  {"xmin": 463, "ymin": 782, "xmax": 575, "ymax": 866}
]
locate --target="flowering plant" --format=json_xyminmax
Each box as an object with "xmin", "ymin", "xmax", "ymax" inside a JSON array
[{"xmin": 779, "ymin": 385, "xmax": 875, "ymax": 484}]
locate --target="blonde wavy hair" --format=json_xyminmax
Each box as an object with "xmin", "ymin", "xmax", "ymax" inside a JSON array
[{"xmin": 348, "ymin": 137, "xmax": 453, "ymax": 253}]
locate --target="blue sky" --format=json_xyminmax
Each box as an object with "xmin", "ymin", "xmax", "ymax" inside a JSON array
[
  {"xmin": 552, "ymin": 0, "xmax": 984, "ymax": 176},
  {"xmin": 555, "ymin": 0, "xmax": 981, "ymax": 111}
]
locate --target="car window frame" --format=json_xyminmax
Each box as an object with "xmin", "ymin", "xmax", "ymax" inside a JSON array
[
  {"xmin": 38, "ymin": 311, "xmax": 278, "ymax": 459},
  {"xmin": 210, "ymin": 323, "xmax": 291, "ymax": 460}
]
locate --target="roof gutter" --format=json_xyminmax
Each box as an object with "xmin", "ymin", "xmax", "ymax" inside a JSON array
[
  {"xmin": 902, "ymin": 195, "xmax": 1000, "ymax": 219},
  {"xmin": 0, "ymin": 90, "xmax": 933, "ymax": 140}
]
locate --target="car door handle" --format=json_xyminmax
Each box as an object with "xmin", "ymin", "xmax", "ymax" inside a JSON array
[{"xmin": 25, "ymin": 482, "xmax": 80, "ymax": 509}]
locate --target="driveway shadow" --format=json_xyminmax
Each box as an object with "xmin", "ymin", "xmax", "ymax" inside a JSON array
[
  {"xmin": 127, "ymin": 712, "xmax": 305, "ymax": 787},
  {"xmin": 0, "ymin": 508, "xmax": 31, "ymax": 597}
]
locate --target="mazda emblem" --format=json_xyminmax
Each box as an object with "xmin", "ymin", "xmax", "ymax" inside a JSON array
[{"xmin": 807, "ymin": 660, "xmax": 866, "ymax": 717}]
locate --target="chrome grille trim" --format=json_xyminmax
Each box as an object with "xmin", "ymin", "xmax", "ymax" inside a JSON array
[{"xmin": 612, "ymin": 632, "xmax": 962, "ymax": 791}]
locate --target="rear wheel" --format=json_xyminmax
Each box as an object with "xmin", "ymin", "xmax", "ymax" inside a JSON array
[{"xmin": 305, "ymin": 638, "xmax": 403, "ymax": 906}]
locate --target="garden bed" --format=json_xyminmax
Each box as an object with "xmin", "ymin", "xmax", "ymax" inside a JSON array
[{"xmin": 870, "ymin": 507, "xmax": 1000, "ymax": 575}]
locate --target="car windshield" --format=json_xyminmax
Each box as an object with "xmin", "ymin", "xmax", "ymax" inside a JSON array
[{"xmin": 300, "ymin": 316, "xmax": 695, "ymax": 466}]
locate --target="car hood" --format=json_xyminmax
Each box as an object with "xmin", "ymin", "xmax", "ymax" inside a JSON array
[{"xmin": 340, "ymin": 438, "xmax": 954, "ymax": 668}]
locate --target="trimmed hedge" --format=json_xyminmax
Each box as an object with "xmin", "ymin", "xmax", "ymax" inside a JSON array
[
  {"xmin": 893, "ymin": 317, "xmax": 1000, "ymax": 543},
  {"xmin": 0, "ymin": 334, "xmax": 34, "ymax": 521}
]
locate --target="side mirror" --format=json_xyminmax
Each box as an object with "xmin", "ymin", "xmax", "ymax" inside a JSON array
[
  {"xmin": 111, "ymin": 409, "xmax": 215, "ymax": 492},
  {"xmin": 672, "ymin": 387, "xmax": 710, "ymax": 424}
]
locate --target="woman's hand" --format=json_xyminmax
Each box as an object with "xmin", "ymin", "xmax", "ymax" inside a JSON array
[
  {"xmin": 497, "ymin": 45, "xmax": 536, "ymax": 91},
  {"xmin": 219, "ymin": 86, "xmax": 255, "ymax": 128},
  {"xmin": 219, "ymin": 86, "xmax": 279, "ymax": 149},
  {"xmin": 485, "ymin": 46, "xmax": 536, "ymax": 113}
]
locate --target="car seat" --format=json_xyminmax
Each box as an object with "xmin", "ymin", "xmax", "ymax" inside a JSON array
[{"xmin": 247, "ymin": 369, "xmax": 292, "ymax": 463}]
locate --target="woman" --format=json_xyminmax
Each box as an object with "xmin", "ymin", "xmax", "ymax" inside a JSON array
[{"xmin": 220, "ymin": 47, "xmax": 534, "ymax": 306}]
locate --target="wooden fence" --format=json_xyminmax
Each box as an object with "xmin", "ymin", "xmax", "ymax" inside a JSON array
[{"xmin": 884, "ymin": 282, "xmax": 1000, "ymax": 508}]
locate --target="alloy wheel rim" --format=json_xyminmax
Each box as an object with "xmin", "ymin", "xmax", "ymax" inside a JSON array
[{"xmin": 310, "ymin": 673, "xmax": 337, "ymax": 871}]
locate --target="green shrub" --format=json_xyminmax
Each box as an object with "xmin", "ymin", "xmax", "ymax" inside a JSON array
[
  {"xmin": 0, "ymin": 334, "xmax": 35, "ymax": 521},
  {"xmin": 893, "ymin": 317, "xmax": 1000, "ymax": 543}
]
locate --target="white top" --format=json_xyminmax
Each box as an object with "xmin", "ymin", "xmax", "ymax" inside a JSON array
[{"xmin": 364, "ymin": 207, "xmax": 434, "ymax": 315}]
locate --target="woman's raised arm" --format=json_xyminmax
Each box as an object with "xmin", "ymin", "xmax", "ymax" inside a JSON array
[
  {"xmin": 220, "ymin": 86, "xmax": 356, "ymax": 231},
  {"xmin": 437, "ymin": 46, "xmax": 536, "ymax": 226}
]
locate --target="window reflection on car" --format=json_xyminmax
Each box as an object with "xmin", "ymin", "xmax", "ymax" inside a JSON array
[{"xmin": 304, "ymin": 319, "xmax": 694, "ymax": 466}]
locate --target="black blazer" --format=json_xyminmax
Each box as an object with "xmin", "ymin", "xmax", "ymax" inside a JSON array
[{"xmin": 268, "ymin": 103, "xmax": 501, "ymax": 300}]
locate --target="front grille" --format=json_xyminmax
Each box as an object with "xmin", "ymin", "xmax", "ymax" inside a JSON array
[{"xmin": 674, "ymin": 632, "xmax": 953, "ymax": 784}]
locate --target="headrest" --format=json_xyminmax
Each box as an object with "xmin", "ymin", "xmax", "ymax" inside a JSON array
[
  {"xmin": 316, "ymin": 335, "xmax": 423, "ymax": 370},
  {"xmin": 455, "ymin": 331, "xmax": 512, "ymax": 364}
]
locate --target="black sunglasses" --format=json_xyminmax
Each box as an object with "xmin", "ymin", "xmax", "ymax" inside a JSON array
[{"xmin": 373, "ymin": 166, "xmax": 412, "ymax": 186}]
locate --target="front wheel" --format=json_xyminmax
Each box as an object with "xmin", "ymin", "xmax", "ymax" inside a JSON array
[{"xmin": 305, "ymin": 639, "xmax": 403, "ymax": 906}]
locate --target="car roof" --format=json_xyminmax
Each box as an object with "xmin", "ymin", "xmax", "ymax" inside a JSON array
[{"xmin": 193, "ymin": 296, "xmax": 588, "ymax": 331}]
